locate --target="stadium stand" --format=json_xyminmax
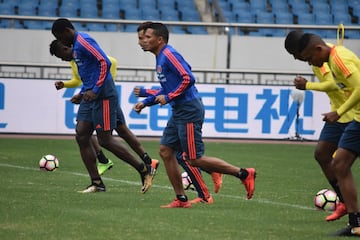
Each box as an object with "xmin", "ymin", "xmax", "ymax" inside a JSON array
[{"xmin": 0, "ymin": 0, "xmax": 358, "ymax": 38}]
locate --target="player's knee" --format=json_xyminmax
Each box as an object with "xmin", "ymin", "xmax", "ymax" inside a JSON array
[{"xmin": 159, "ymin": 145, "xmax": 173, "ymax": 160}]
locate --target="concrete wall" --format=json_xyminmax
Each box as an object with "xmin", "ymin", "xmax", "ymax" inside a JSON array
[{"xmin": 1, "ymin": 29, "xmax": 360, "ymax": 72}]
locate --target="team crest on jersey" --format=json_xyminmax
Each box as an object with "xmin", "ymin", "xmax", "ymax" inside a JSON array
[{"xmin": 156, "ymin": 65, "xmax": 166, "ymax": 82}]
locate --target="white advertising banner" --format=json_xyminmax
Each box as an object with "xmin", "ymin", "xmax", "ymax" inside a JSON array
[{"xmin": 0, "ymin": 78, "xmax": 329, "ymax": 140}]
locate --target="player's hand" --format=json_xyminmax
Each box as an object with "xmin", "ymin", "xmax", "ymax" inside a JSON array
[
  {"xmin": 155, "ymin": 95, "xmax": 167, "ymax": 105},
  {"xmin": 134, "ymin": 102, "xmax": 145, "ymax": 113},
  {"xmin": 134, "ymin": 87, "xmax": 141, "ymax": 97},
  {"xmin": 322, "ymin": 111, "xmax": 340, "ymax": 123},
  {"xmin": 55, "ymin": 81, "xmax": 64, "ymax": 90},
  {"xmin": 83, "ymin": 90, "xmax": 97, "ymax": 101},
  {"xmin": 71, "ymin": 94, "xmax": 82, "ymax": 104},
  {"xmin": 294, "ymin": 76, "xmax": 307, "ymax": 90}
]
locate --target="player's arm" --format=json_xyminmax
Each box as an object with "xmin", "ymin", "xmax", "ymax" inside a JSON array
[
  {"xmin": 55, "ymin": 61, "xmax": 82, "ymax": 90},
  {"xmin": 305, "ymin": 65, "xmax": 339, "ymax": 92},
  {"xmin": 336, "ymin": 71, "xmax": 360, "ymax": 116},
  {"xmin": 162, "ymin": 52, "xmax": 194, "ymax": 103},
  {"xmin": 305, "ymin": 72, "xmax": 339, "ymax": 92},
  {"xmin": 134, "ymin": 87, "xmax": 161, "ymax": 97},
  {"xmin": 63, "ymin": 61, "xmax": 82, "ymax": 88},
  {"xmin": 80, "ymin": 37, "xmax": 110, "ymax": 96}
]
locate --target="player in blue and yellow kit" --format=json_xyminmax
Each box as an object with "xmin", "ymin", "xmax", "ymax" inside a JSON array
[
  {"xmin": 285, "ymin": 30, "xmax": 353, "ymax": 222},
  {"xmin": 299, "ymin": 33, "xmax": 360, "ymax": 236},
  {"xmin": 51, "ymin": 18, "xmax": 155, "ymax": 193},
  {"xmin": 133, "ymin": 22, "xmax": 256, "ymax": 208}
]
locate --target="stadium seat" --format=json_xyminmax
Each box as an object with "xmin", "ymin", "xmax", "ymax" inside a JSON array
[
  {"xmin": 170, "ymin": 26, "xmax": 187, "ymax": 34},
  {"xmin": 105, "ymin": 23, "xmax": 119, "ymax": 32},
  {"xmin": 297, "ymin": 13, "xmax": 315, "ymax": 25},
  {"xmin": 23, "ymin": 20, "xmax": 43, "ymax": 30},
  {"xmin": 231, "ymin": 1, "xmax": 250, "ymax": 13},
  {"xmin": 80, "ymin": 5, "xmax": 99, "ymax": 18},
  {"xmin": 249, "ymin": 0, "xmax": 268, "ymax": 13},
  {"xmin": 222, "ymin": 10, "xmax": 236, "ymax": 22},
  {"xmin": 124, "ymin": 9, "xmax": 142, "ymax": 20},
  {"xmin": 180, "ymin": 10, "xmax": 201, "ymax": 22},
  {"xmin": 157, "ymin": 0, "xmax": 175, "ymax": 9},
  {"xmin": 73, "ymin": 22, "xmax": 88, "ymax": 32},
  {"xmin": 139, "ymin": 0, "xmax": 157, "ymax": 10},
  {"xmin": 291, "ymin": 2, "xmax": 310, "ymax": 16},
  {"xmin": 0, "ymin": 3, "xmax": 15, "ymax": 15},
  {"xmin": 275, "ymin": 12, "xmax": 293, "ymax": 24},
  {"xmin": 59, "ymin": 5, "xmax": 79, "ymax": 18},
  {"xmin": 142, "ymin": 9, "xmax": 161, "ymax": 21},
  {"xmin": 38, "ymin": 5, "xmax": 58, "ymax": 17},
  {"xmin": 236, "ymin": 12, "xmax": 255, "ymax": 23},
  {"xmin": 315, "ymin": 13, "xmax": 333, "ymax": 25},
  {"xmin": 87, "ymin": 23, "xmax": 106, "ymax": 32},
  {"xmin": 187, "ymin": 26, "xmax": 208, "ymax": 34},
  {"xmin": 17, "ymin": 2, "xmax": 37, "ymax": 16},
  {"xmin": 345, "ymin": 30, "xmax": 360, "ymax": 39},
  {"xmin": 333, "ymin": 13, "xmax": 352, "ymax": 25},
  {"xmin": 269, "ymin": 0, "xmax": 289, "ymax": 12},
  {"xmin": 312, "ymin": 3, "xmax": 331, "ymax": 14},
  {"xmin": 256, "ymin": 12, "xmax": 274, "ymax": 24},
  {"xmin": 161, "ymin": 12, "xmax": 180, "ymax": 21},
  {"xmin": 102, "ymin": 9, "xmax": 120, "ymax": 19},
  {"xmin": 61, "ymin": 0, "xmax": 80, "ymax": 10}
]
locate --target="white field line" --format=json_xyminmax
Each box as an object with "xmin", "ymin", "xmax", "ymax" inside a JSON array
[{"xmin": 0, "ymin": 162, "xmax": 314, "ymax": 211}]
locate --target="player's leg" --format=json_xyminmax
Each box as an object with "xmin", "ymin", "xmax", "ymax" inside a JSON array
[
  {"xmin": 114, "ymin": 106, "xmax": 159, "ymax": 177},
  {"xmin": 181, "ymin": 121, "xmax": 256, "ymax": 200},
  {"xmin": 91, "ymin": 135, "xmax": 114, "ymax": 175},
  {"xmin": 115, "ymin": 124, "xmax": 159, "ymax": 174},
  {"xmin": 76, "ymin": 101, "xmax": 105, "ymax": 193},
  {"xmin": 317, "ymin": 122, "xmax": 348, "ymax": 221},
  {"xmin": 76, "ymin": 120, "xmax": 105, "ymax": 192},
  {"xmin": 332, "ymin": 121, "xmax": 360, "ymax": 236},
  {"xmin": 159, "ymin": 119, "xmax": 191, "ymax": 208},
  {"xmin": 94, "ymin": 98, "xmax": 152, "ymax": 193},
  {"xmin": 176, "ymin": 151, "xmax": 212, "ymax": 204}
]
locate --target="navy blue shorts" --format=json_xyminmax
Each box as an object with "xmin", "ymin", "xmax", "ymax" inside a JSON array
[
  {"xmin": 338, "ymin": 120, "xmax": 360, "ymax": 156},
  {"xmin": 318, "ymin": 121, "xmax": 349, "ymax": 144},
  {"xmin": 161, "ymin": 98, "xmax": 205, "ymax": 160},
  {"xmin": 116, "ymin": 105, "xmax": 126, "ymax": 125},
  {"xmin": 77, "ymin": 96, "xmax": 118, "ymax": 132}
]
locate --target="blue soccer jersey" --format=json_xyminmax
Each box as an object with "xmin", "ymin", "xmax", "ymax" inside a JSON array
[
  {"xmin": 72, "ymin": 32, "xmax": 113, "ymax": 96},
  {"xmin": 142, "ymin": 45, "xmax": 200, "ymax": 107}
]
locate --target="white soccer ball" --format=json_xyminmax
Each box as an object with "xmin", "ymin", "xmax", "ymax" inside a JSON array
[
  {"xmin": 181, "ymin": 172, "xmax": 195, "ymax": 191},
  {"xmin": 314, "ymin": 189, "xmax": 338, "ymax": 211},
  {"xmin": 39, "ymin": 154, "xmax": 59, "ymax": 171}
]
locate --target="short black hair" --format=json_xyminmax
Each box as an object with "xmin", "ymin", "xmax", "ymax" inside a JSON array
[
  {"xmin": 137, "ymin": 21, "xmax": 152, "ymax": 32},
  {"xmin": 49, "ymin": 39, "xmax": 63, "ymax": 56},
  {"xmin": 284, "ymin": 30, "xmax": 304, "ymax": 54},
  {"xmin": 51, "ymin": 18, "xmax": 74, "ymax": 35},
  {"xmin": 298, "ymin": 33, "xmax": 316, "ymax": 53},
  {"xmin": 145, "ymin": 22, "xmax": 169, "ymax": 43}
]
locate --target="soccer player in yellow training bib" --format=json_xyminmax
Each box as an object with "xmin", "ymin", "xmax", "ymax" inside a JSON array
[{"xmin": 299, "ymin": 32, "xmax": 360, "ymax": 237}]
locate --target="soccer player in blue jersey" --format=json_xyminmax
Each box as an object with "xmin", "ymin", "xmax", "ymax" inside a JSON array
[
  {"xmin": 133, "ymin": 22, "xmax": 256, "ymax": 208},
  {"xmin": 285, "ymin": 30, "xmax": 351, "ymax": 222},
  {"xmin": 49, "ymin": 39, "xmax": 159, "ymax": 184},
  {"xmin": 136, "ymin": 22, "xmax": 218, "ymax": 204},
  {"xmin": 51, "ymin": 18, "xmax": 155, "ymax": 193}
]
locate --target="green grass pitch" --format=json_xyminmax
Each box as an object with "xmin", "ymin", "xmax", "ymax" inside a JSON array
[{"xmin": 0, "ymin": 137, "xmax": 358, "ymax": 240}]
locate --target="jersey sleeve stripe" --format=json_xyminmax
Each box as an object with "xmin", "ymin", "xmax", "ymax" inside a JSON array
[
  {"xmin": 78, "ymin": 35, "xmax": 109, "ymax": 87},
  {"xmin": 163, "ymin": 48, "xmax": 191, "ymax": 100},
  {"xmin": 331, "ymin": 47, "xmax": 352, "ymax": 77}
]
